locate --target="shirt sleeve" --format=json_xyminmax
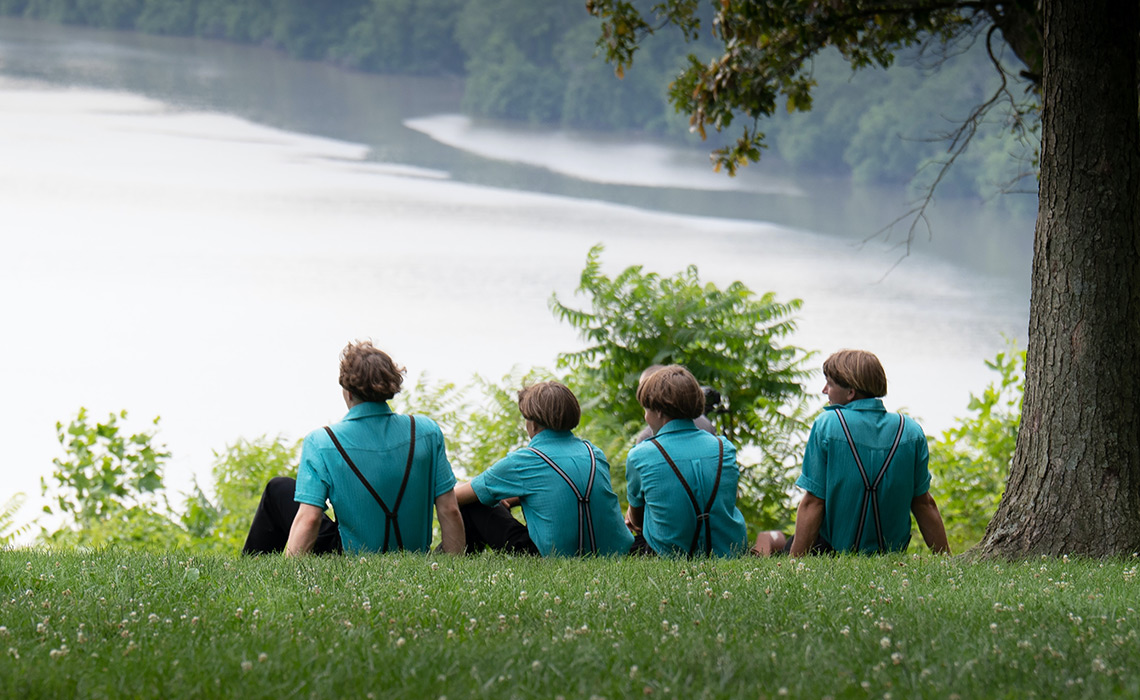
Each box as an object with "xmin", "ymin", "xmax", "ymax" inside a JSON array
[
  {"xmin": 625, "ymin": 446, "xmax": 645, "ymax": 508},
  {"xmin": 421, "ymin": 417, "xmax": 457, "ymax": 498},
  {"xmin": 293, "ymin": 431, "xmax": 331, "ymax": 508},
  {"xmin": 469, "ymin": 451, "xmax": 524, "ymax": 505},
  {"xmin": 795, "ymin": 418, "xmax": 828, "ymax": 499},
  {"xmin": 912, "ymin": 419, "xmax": 932, "ymax": 497}
]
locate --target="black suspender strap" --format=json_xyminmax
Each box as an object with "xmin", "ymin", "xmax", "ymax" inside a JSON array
[
  {"xmin": 323, "ymin": 415, "xmax": 417, "ymax": 552},
  {"xmin": 648, "ymin": 436, "xmax": 724, "ymax": 557},
  {"xmin": 833, "ymin": 409, "xmax": 905, "ymax": 552},
  {"xmin": 527, "ymin": 442, "xmax": 598, "ymax": 555}
]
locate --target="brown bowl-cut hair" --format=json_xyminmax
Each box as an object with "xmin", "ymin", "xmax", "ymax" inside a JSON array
[
  {"xmin": 517, "ymin": 381, "xmax": 580, "ymax": 432},
  {"xmin": 636, "ymin": 364, "xmax": 705, "ymax": 420},
  {"xmin": 338, "ymin": 340, "xmax": 405, "ymax": 403},
  {"xmin": 822, "ymin": 349, "xmax": 888, "ymax": 398}
]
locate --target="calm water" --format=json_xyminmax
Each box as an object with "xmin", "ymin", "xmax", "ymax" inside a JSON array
[{"xmin": 0, "ymin": 18, "xmax": 1033, "ymax": 522}]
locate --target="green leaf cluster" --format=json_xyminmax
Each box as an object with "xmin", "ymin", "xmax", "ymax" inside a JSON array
[
  {"xmin": 393, "ymin": 367, "xmax": 549, "ymax": 478},
  {"xmin": 928, "ymin": 341, "xmax": 1024, "ymax": 553},
  {"xmin": 552, "ymin": 245, "xmax": 814, "ymax": 529},
  {"xmin": 39, "ymin": 408, "xmax": 186, "ymax": 550},
  {"xmin": 0, "ymin": 493, "xmax": 30, "ymax": 547},
  {"xmin": 588, "ymin": 0, "xmax": 1036, "ymax": 176},
  {"xmin": 180, "ymin": 436, "xmax": 302, "ymax": 554}
]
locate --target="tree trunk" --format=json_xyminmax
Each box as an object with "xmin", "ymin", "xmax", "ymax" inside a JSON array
[{"xmin": 975, "ymin": 0, "xmax": 1140, "ymax": 557}]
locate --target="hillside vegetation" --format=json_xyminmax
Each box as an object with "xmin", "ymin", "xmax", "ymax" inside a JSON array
[{"xmin": 0, "ymin": 0, "xmax": 1034, "ymax": 201}]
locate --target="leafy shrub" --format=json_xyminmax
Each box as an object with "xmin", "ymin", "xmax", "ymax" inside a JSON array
[
  {"xmin": 928, "ymin": 342, "xmax": 1024, "ymax": 552},
  {"xmin": 552, "ymin": 245, "xmax": 814, "ymax": 530},
  {"xmin": 0, "ymin": 493, "xmax": 31, "ymax": 547},
  {"xmin": 40, "ymin": 408, "xmax": 187, "ymax": 549},
  {"xmin": 182, "ymin": 436, "xmax": 302, "ymax": 553}
]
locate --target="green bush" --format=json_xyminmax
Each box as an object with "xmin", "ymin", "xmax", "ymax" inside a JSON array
[
  {"xmin": 552, "ymin": 245, "xmax": 814, "ymax": 530},
  {"xmin": 181, "ymin": 436, "xmax": 302, "ymax": 553},
  {"xmin": 0, "ymin": 493, "xmax": 31, "ymax": 547},
  {"xmin": 40, "ymin": 408, "xmax": 187, "ymax": 550},
  {"xmin": 928, "ymin": 342, "xmax": 1024, "ymax": 553}
]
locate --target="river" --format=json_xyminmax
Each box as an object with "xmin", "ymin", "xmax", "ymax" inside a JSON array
[{"xmin": 0, "ymin": 18, "xmax": 1034, "ymax": 525}]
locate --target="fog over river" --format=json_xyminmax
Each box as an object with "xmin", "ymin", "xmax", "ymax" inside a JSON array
[{"xmin": 0, "ymin": 18, "xmax": 1034, "ymax": 527}]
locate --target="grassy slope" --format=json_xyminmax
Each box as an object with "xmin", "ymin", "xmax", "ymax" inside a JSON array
[{"xmin": 1, "ymin": 550, "xmax": 1138, "ymax": 699}]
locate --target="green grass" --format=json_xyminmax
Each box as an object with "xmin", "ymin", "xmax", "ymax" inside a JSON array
[{"xmin": 2, "ymin": 550, "xmax": 1138, "ymax": 699}]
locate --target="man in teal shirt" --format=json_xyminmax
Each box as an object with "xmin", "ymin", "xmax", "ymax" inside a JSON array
[
  {"xmin": 243, "ymin": 341, "xmax": 465, "ymax": 556},
  {"xmin": 753, "ymin": 349, "xmax": 949, "ymax": 556},
  {"xmin": 626, "ymin": 365, "xmax": 748, "ymax": 557},
  {"xmin": 455, "ymin": 381, "xmax": 633, "ymax": 557}
]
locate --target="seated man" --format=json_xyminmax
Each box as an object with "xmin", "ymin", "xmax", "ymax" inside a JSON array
[
  {"xmin": 242, "ymin": 340, "xmax": 464, "ymax": 556},
  {"xmin": 626, "ymin": 365, "xmax": 748, "ymax": 557},
  {"xmin": 633, "ymin": 364, "xmax": 717, "ymax": 444},
  {"xmin": 753, "ymin": 349, "xmax": 949, "ymax": 556},
  {"xmin": 455, "ymin": 381, "xmax": 633, "ymax": 557}
]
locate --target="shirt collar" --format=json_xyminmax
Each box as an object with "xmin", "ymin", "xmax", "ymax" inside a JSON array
[
  {"xmin": 656, "ymin": 419, "xmax": 698, "ymax": 436},
  {"xmin": 825, "ymin": 398, "xmax": 886, "ymax": 413},
  {"xmin": 529, "ymin": 429, "xmax": 574, "ymax": 446},
  {"xmin": 343, "ymin": 402, "xmax": 394, "ymax": 420}
]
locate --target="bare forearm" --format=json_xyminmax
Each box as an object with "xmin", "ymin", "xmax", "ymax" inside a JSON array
[
  {"xmin": 285, "ymin": 505, "xmax": 324, "ymax": 557},
  {"xmin": 454, "ymin": 482, "xmax": 479, "ymax": 506},
  {"xmin": 912, "ymin": 493, "xmax": 950, "ymax": 554},
  {"xmin": 435, "ymin": 490, "xmax": 466, "ymax": 555},
  {"xmin": 789, "ymin": 494, "xmax": 825, "ymax": 557}
]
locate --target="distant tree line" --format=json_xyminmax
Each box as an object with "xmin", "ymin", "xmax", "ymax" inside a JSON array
[{"xmin": 0, "ymin": 0, "xmax": 1032, "ymax": 201}]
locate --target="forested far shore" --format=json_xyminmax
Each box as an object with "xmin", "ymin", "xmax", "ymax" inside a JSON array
[{"xmin": 0, "ymin": 0, "xmax": 1035, "ymax": 207}]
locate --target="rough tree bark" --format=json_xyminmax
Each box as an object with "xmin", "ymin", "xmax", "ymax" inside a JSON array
[{"xmin": 976, "ymin": 0, "xmax": 1140, "ymax": 557}]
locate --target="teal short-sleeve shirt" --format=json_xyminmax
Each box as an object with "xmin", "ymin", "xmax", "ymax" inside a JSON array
[
  {"xmin": 795, "ymin": 398, "xmax": 930, "ymax": 553},
  {"xmin": 470, "ymin": 429, "xmax": 633, "ymax": 557},
  {"xmin": 294, "ymin": 402, "xmax": 457, "ymax": 554},
  {"xmin": 626, "ymin": 419, "xmax": 748, "ymax": 557}
]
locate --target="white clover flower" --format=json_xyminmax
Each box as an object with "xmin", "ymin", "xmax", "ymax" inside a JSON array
[
  {"xmin": 241, "ymin": 661, "xmax": 253, "ymax": 672},
  {"xmin": 880, "ymin": 637, "xmax": 891, "ymax": 649},
  {"xmin": 258, "ymin": 653, "xmax": 268, "ymax": 663}
]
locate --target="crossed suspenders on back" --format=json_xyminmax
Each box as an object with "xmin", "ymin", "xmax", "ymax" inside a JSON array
[
  {"xmin": 527, "ymin": 442, "xmax": 598, "ymax": 555},
  {"xmin": 832, "ymin": 408, "xmax": 906, "ymax": 552},
  {"xmin": 647, "ymin": 436, "xmax": 725, "ymax": 557},
  {"xmin": 322, "ymin": 416, "xmax": 417, "ymax": 553}
]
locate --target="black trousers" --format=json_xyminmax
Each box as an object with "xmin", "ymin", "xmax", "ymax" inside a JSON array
[
  {"xmin": 629, "ymin": 533, "xmax": 655, "ymax": 556},
  {"xmin": 460, "ymin": 502, "xmax": 539, "ymax": 555},
  {"xmin": 242, "ymin": 476, "xmax": 343, "ymax": 555},
  {"xmin": 782, "ymin": 534, "xmax": 835, "ymax": 555}
]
